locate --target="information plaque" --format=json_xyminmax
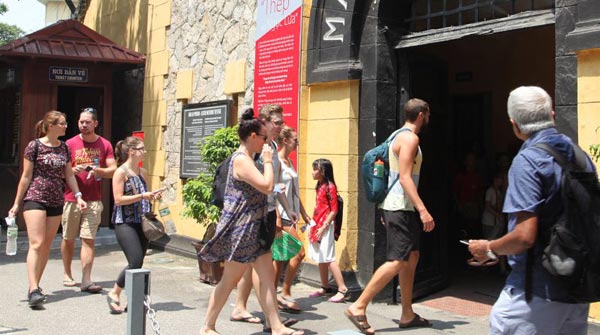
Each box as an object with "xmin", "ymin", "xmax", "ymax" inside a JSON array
[{"xmin": 180, "ymin": 101, "xmax": 230, "ymax": 178}]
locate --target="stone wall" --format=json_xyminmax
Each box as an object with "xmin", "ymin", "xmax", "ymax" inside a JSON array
[{"xmin": 163, "ymin": 0, "xmax": 258, "ymax": 183}]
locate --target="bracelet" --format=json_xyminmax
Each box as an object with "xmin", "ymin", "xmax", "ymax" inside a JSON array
[
  {"xmin": 74, "ymin": 192, "xmax": 82, "ymax": 198},
  {"xmin": 263, "ymin": 160, "xmax": 273, "ymax": 164}
]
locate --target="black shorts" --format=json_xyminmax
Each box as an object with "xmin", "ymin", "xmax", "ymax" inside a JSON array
[
  {"xmin": 23, "ymin": 200, "xmax": 63, "ymax": 217},
  {"xmin": 382, "ymin": 210, "xmax": 421, "ymax": 261},
  {"xmin": 259, "ymin": 210, "xmax": 277, "ymax": 252}
]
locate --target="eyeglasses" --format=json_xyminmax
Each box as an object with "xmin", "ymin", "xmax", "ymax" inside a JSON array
[
  {"xmin": 82, "ymin": 107, "xmax": 97, "ymax": 114},
  {"xmin": 270, "ymin": 119, "xmax": 284, "ymax": 127},
  {"xmin": 257, "ymin": 133, "xmax": 268, "ymax": 141},
  {"xmin": 132, "ymin": 147, "xmax": 146, "ymax": 152},
  {"xmin": 55, "ymin": 122, "xmax": 68, "ymax": 127}
]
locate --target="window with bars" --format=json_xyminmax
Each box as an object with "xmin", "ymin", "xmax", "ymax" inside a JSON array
[{"xmin": 406, "ymin": 0, "xmax": 555, "ymax": 32}]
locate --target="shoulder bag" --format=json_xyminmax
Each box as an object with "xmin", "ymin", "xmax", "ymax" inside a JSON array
[{"xmin": 124, "ymin": 166, "xmax": 165, "ymax": 241}]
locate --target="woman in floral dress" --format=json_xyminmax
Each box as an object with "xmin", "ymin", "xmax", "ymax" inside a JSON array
[{"xmin": 199, "ymin": 109, "xmax": 304, "ymax": 335}]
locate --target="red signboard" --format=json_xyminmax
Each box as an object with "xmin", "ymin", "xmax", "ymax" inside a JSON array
[{"xmin": 254, "ymin": 2, "xmax": 302, "ymax": 164}]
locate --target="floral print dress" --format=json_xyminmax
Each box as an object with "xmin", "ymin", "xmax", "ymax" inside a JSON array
[{"xmin": 199, "ymin": 152, "xmax": 269, "ymax": 263}]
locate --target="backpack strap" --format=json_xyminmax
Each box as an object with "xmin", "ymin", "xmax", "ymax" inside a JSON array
[
  {"xmin": 534, "ymin": 143, "xmax": 588, "ymax": 171},
  {"xmin": 386, "ymin": 128, "xmax": 414, "ymax": 193}
]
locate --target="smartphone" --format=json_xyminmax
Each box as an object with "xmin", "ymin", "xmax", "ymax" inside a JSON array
[
  {"xmin": 84, "ymin": 165, "xmax": 94, "ymax": 172},
  {"xmin": 459, "ymin": 239, "xmax": 470, "ymax": 245}
]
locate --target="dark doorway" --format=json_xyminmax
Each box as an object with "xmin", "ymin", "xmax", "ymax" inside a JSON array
[
  {"xmin": 57, "ymin": 86, "xmax": 104, "ymax": 140},
  {"xmin": 403, "ymin": 51, "xmax": 451, "ymax": 297},
  {"xmin": 396, "ymin": 24, "xmax": 555, "ymax": 297}
]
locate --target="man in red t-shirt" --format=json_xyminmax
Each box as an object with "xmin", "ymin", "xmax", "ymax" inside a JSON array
[{"xmin": 61, "ymin": 108, "xmax": 117, "ymax": 293}]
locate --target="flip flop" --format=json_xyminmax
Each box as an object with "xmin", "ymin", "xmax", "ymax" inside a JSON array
[
  {"xmin": 262, "ymin": 317, "xmax": 299, "ymax": 333},
  {"xmin": 81, "ymin": 283, "xmax": 103, "ymax": 293},
  {"xmin": 344, "ymin": 309, "xmax": 375, "ymax": 335},
  {"xmin": 229, "ymin": 315, "xmax": 262, "ymax": 324},
  {"xmin": 278, "ymin": 295, "xmax": 302, "ymax": 313},
  {"xmin": 399, "ymin": 313, "xmax": 431, "ymax": 328},
  {"xmin": 63, "ymin": 277, "xmax": 77, "ymax": 287},
  {"xmin": 106, "ymin": 295, "xmax": 122, "ymax": 315}
]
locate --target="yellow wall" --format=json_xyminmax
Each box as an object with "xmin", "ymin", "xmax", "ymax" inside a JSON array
[
  {"xmin": 84, "ymin": 0, "xmax": 207, "ymax": 239},
  {"xmin": 299, "ymin": 81, "xmax": 360, "ymax": 271},
  {"xmin": 577, "ymin": 48, "xmax": 600, "ymax": 321}
]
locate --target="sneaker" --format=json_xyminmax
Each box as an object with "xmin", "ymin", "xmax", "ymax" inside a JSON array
[{"xmin": 28, "ymin": 288, "xmax": 46, "ymax": 307}]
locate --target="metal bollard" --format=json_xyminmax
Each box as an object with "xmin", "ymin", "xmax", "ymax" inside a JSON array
[{"xmin": 125, "ymin": 269, "xmax": 150, "ymax": 335}]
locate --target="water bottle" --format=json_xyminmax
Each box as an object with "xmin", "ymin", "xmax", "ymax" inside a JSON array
[
  {"xmin": 93, "ymin": 157, "xmax": 101, "ymax": 181},
  {"xmin": 5, "ymin": 217, "xmax": 17, "ymax": 256},
  {"xmin": 158, "ymin": 199, "xmax": 177, "ymax": 234},
  {"xmin": 373, "ymin": 159, "xmax": 384, "ymax": 178}
]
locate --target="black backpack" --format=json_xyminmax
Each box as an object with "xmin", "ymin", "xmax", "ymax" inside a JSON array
[
  {"xmin": 533, "ymin": 143, "xmax": 600, "ymax": 303},
  {"xmin": 211, "ymin": 155, "xmax": 232, "ymax": 209},
  {"xmin": 326, "ymin": 188, "xmax": 344, "ymax": 241}
]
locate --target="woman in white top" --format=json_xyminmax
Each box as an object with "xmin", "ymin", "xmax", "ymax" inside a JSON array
[{"xmin": 274, "ymin": 126, "xmax": 311, "ymax": 313}]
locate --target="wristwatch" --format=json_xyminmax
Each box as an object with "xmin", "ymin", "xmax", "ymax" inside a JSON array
[{"xmin": 486, "ymin": 242, "xmax": 498, "ymax": 260}]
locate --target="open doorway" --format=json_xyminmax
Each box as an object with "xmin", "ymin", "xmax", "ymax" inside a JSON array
[
  {"xmin": 398, "ymin": 24, "xmax": 555, "ymax": 293},
  {"xmin": 57, "ymin": 86, "xmax": 104, "ymax": 140}
]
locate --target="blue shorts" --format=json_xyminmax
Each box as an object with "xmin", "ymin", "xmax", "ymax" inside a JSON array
[{"xmin": 490, "ymin": 286, "xmax": 589, "ymax": 335}]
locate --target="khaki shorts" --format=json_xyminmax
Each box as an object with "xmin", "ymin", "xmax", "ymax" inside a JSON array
[{"xmin": 62, "ymin": 201, "xmax": 104, "ymax": 240}]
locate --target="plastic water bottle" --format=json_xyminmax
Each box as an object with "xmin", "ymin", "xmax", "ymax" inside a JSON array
[
  {"xmin": 93, "ymin": 157, "xmax": 101, "ymax": 181},
  {"xmin": 373, "ymin": 159, "xmax": 384, "ymax": 178},
  {"xmin": 5, "ymin": 217, "xmax": 17, "ymax": 256},
  {"xmin": 158, "ymin": 199, "xmax": 177, "ymax": 234}
]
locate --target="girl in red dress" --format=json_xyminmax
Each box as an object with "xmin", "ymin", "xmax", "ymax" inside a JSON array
[{"xmin": 307, "ymin": 158, "xmax": 349, "ymax": 303}]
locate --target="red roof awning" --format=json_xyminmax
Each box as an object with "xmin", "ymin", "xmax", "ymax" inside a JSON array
[{"xmin": 0, "ymin": 19, "xmax": 145, "ymax": 65}]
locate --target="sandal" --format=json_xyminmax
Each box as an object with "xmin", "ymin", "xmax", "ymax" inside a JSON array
[
  {"xmin": 398, "ymin": 313, "xmax": 431, "ymax": 329},
  {"xmin": 344, "ymin": 309, "xmax": 375, "ymax": 335},
  {"xmin": 262, "ymin": 317, "xmax": 299, "ymax": 333},
  {"xmin": 278, "ymin": 295, "xmax": 302, "ymax": 313},
  {"xmin": 81, "ymin": 282, "xmax": 103, "ymax": 293},
  {"xmin": 63, "ymin": 277, "xmax": 77, "ymax": 287},
  {"xmin": 277, "ymin": 328, "xmax": 304, "ymax": 335},
  {"xmin": 308, "ymin": 286, "xmax": 333, "ymax": 298},
  {"xmin": 106, "ymin": 295, "xmax": 122, "ymax": 314},
  {"xmin": 328, "ymin": 289, "xmax": 349, "ymax": 303},
  {"xmin": 229, "ymin": 315, "xmax": 262, "ymax": 324}
]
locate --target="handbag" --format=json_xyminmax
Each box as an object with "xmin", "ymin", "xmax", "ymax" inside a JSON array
[
  {"xmin": 124, "ymin": 166, "xmax": 165, "ymax": 241},
  {"xmin": 141, "ymin": 212, "xmax": 166, "ymax": 241},
  {"xmin": 272, "ymin": 231, "xmax": 302, "ymax": 261}
]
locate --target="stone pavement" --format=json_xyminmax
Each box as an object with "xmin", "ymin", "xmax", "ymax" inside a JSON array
[{"xmin": 0, "ymin": 228, "xmax": 599, "ymax": 335}]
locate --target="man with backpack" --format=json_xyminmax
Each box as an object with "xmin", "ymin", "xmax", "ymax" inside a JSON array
[
  {"xmin": 468, "ymin": 86, "xmax": 595, "ymax": 334},
  {"xmin": 345, "ymin": 98, "xmax": 435, "ymax": 334}
]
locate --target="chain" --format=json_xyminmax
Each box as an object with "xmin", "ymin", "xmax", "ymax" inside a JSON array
[{"xmin": 144, "ymin": 295, "xmax": 161, "ymax": 335}]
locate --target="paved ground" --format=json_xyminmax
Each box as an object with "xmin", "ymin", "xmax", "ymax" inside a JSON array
[{"xmin": 1, "ymin": 228, "xmax": 599, "ymax": 335}]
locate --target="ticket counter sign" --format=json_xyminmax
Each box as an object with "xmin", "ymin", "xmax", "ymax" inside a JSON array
[
  {"xmin": 49, "ymin": 66, "xmax": 88, "ymax": 83},
  {"xmin": 254, "ymin": 0, "xmax": 302, "ymax": 135}
]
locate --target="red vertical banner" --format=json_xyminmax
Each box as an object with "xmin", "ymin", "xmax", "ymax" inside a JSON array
[{"xmin": 254, "ymin": 0, "xmax": 302, "ymax": 165}]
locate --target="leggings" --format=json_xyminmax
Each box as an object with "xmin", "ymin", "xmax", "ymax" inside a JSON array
[{"xmin": 114, "ymin": 222, "xmax": 149, "ymax": 288}]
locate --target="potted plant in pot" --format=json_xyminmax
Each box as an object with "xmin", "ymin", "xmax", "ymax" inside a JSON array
[{"xmin": 182, "ymin": 125, "xmax": 239, "ymax": 285}]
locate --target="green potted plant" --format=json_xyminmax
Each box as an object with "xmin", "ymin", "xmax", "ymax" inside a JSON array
[{"xmin": 182, "ymin": 125, "xmax": 239, "ymax": 284}]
